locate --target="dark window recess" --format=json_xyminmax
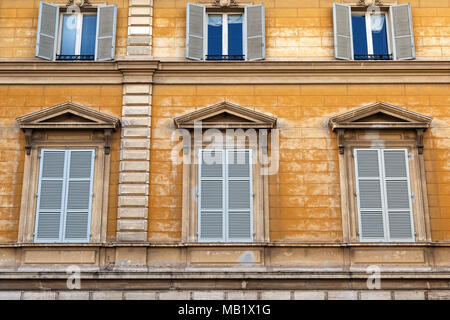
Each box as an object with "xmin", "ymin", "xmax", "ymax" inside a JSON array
[
  {"xmin": 206, "ymin": 55, "xmax": 245, "ymax": 61},
  {"xmin": 56, "ymin": 55, "xmax": 95, "ymax": 61},
  {"xmin": 354, "ymin": 54, "xmax": 393, "ymax": 61}
]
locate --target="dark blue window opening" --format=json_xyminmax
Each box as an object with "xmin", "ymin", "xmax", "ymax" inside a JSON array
[
  {"xmin": 207, "ymin": 14, "xmax": 244, "ymax": 61},
  {"xmin": 58, "ymin": 14, "xmax": 97, "ymax": 61}
]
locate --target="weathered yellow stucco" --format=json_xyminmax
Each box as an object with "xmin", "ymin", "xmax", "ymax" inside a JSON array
[{"xmin": 0, "ymin": 0, "xmax": 129, "ymax": 59}]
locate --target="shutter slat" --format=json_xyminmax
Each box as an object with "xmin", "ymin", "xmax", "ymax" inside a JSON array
[
  {"xmin": 390, "ymin": 4, "xmax": 415, "ymax": 60},
  {"xmin": 36, "ymin": 2, "xmax": 59, "ymax": 61},
  {"xmin": 333, "ymin": 3, "xmax": 353, "ymax": 60},
  {"xmin": 383, "ymin": 150, "xmax": 407, "ymax": 178},
  {"xmin": 360, "ymin": 211, "xmax": 384, "ymax": 239},
  {"xmin": 358, "ymin": 180, "xmax": 382, "ymax": 209},
  {"xmin": 386, "ymin": 181, "xmax": 410, "ymax": 209},
  {"xmin": 228, "ymin": 213, "xmax": 252, "ymax": 239},
  {"xmin": 65, "ymin": 213, "xmax": 89, "ymax": 239},
  {"xmin": 245, "ymin": 4, "xmax": 265, "ymax": 61},
  {"xmin": 229, "ymin": 181, "xmax": 250, "ymax": 209},
  {"xmin": 357, "ymin": 150, "xmax": 380, "ymax": 177},
  {"xmin": 36, "ymin": 213, "xmax": 61, "ymax": 239},
  {"xmin": 70, "ymin": 151, "xmax": 93, "ymax": 178},
  {"xmin": 95, "ymin": 5, "xmax": 117, "ymax": 61},
  {"xmin": 67, "ymin": 181, "xmax": 91, "ymax": 210},
  {"xmin": 388, "ymin": 212, "xmax": 413, "ymax": 239},
  {"xmin": 200, "ymin": 212, "xmax": 223, "ymax": 239},
  {"xmin": 186, "ymin": 3, "xmax": 205, "ymax": 60},
  {"xmin": 200, "ymin": 180, "xmax": 223, "ymax": 209},
  {"xmin": 39, "ymin": 180, "xmax": 64, "ymax": 209}
]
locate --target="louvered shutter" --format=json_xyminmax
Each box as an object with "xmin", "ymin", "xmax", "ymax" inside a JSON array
[
  {"xmin": 95, "ymin": 5, "xmax": 117, "ymax": 61},
  {"xmin": 390, "ymin": 4, "xmax": 415, "ymax": 60},
  {"xmin": 382, "ymin": 150, "xmax": 414, "ymax": 240},
  {"xmin": 35, "ymin": 150, "xmax": 66, "ymax": 241},
  {"xmin": 355, "ymin": 150, "xmax": 385, "ymax": 241},
  {"xmin": 332, "ymin": 3, "xmax": 353, "ymax": 60},
  {"xmin": 36, "ymin": 1, "xmax": 59, "ymax": 61},
  {"xmin": 199, "ymin": 150, "xmax": 224, "ymax": 241},
  {"xmin": 227, "ymin": 150, "xmax": 253, "ymax": 241},
  {"xmin": 64, "ymin": 150, "xmax": 94, "ymax": 241},
  {"xmin": 186, "ymin": 3, "xmax": 206, "ymax": 60},
  {"xmin": 244, "ymin": 4, "xmax": 265, "ymax": 61}
]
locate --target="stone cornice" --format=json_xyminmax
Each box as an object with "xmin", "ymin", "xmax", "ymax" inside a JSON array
[{"xmin": 0, "ymin": 60, "xmax": 449, "ymax": 85}]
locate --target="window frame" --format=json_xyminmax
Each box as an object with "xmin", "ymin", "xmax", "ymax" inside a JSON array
[
  {"xmin": 206, "ymin": 11, "xmax": 244, "ymax": 58},
  {"xmin": 354, "ymin": 147, "xmax": 415, "ymax": 243},
  {"xmin": 57, "ymin": 11, "xmax": 98, "ymax": 57}
]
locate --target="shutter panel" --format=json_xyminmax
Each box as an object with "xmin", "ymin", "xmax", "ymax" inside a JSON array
[
  {"xmin": 199, "ymin": 150, "xmax": 224, "ymax": 241},
  {"xmin": 390, "ymin": 4, "xmax": 415, "ymax": 60},
  {"xmin": 355, "ymin": 150, "xmax": 385, "ymax": 240},
  {"xmin": 35, "ymin": 1, "xmax": 59, "ymax": 61},
  {"xmin": 186, "ymin": 3, "xmax": 206, "ymax": 60},
  {"xmin": 35, "ymin": 150, "xmax": 66, "ymax": 241},
  {"xmin": 95, "ymin": 5, "xmax": 117, "ymax": 61},
  {"xmin": 227, "ymin": 150, "xmax": 252, "ymax": 241},
  {"xmin": 333, "ymin": 3, "xmax": 353, "ymax": 60},
  {"xmin": 244, "ymin": 4, "xmax": 265, "ymax": 61},
  {"xmin": 64, "ymin": 150, "xmax": 94, "ymax": 241},
  {"xmin": 383, "ymin": 150, "xmax": 414, "ymax": 240}
]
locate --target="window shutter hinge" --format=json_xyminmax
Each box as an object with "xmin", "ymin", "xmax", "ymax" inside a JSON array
[
  {"xmin": 411, "ymin": 193, "xmax": 416, "ymax": 202},
  {"xmin": 35, "ymin": 193, "xmax": 39, "ymax": 198}
]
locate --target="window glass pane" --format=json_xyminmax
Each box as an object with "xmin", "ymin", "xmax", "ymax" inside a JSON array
[
  {"xmin": 60, "ymin": 14, "xmax": 78, "ymax": 55},
  {"xmin": 228, "ymin": 15, "xmax": 243, "ymax": 56},
  {"xmin": 371, "ymin": 14, "xmax": 389, "ymax": 55},
  {"xmin": 80, "ymin": 15, "xmax": 97, "ymax": 55},
  {"xmin": 351, "ymin": 15, "xmax": 368, "ymax": 57},
  {"xmin": 208, "ymin": 15, "xmax": 222, "ymax": 55}
]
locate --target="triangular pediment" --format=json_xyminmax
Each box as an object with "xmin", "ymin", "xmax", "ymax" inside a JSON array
[
  {"xmin": 329, "ymin": 102, "xmax": 432, "ymax": 131},
  {"xmin": 174, "ymin": 102, "xmax": 277, "ymax": 129},
  {"xmin": 16, "ymin": 102, "xmax": 120, "ymax": 130}
]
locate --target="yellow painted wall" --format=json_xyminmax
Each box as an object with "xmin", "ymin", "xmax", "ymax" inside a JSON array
[
  {"xmin": 0, "ymin": 84, "xmax": 122, "ymax": 242},
  {"xmin": 150, "ymin": 84, "xmax": 450, "ymax": 242},
  {"xmin": 152, "ymin": 0, "xmax": 450, "ymax": 59},
  {"xmin": 0, "ymin": 0, "xmax": 129, "ymax": 60}
]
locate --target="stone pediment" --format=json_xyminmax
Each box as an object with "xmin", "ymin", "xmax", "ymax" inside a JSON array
[
  {"xmin": 16, "ymin": 102, "xmax": 120, "ymax": 130},
  {"xmin": 329, "ymin": 102, "xmax": 432, "ymax": 131},
  {"xmin": 174, "ymin": 102, "xmax": 277, "ymax": 129}
]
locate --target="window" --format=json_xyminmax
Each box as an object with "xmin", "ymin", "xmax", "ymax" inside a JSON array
[
  {"xmin": 333, "ymin": 3, "xmax": 415, "ymax": 61},
  {"xmin": 35, "ymin": 149, "xmax": 95, "ymax": 243},
  {"xmin": 186, "ymin": 3, "xmax": 265, "ymax": 61},
  {"xmin": 355, "ymin": 149, "xmax": 414, "ymax": 242},
  {"xmin": 199, "ymin": 149, "xmax": 253, "ymax": 242},
  {"xmin": 36, "ymin": 2, "xmax": 117, "ymax": 61}
]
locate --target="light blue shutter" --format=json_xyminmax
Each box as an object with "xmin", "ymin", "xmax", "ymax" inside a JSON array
[
  {"xmin": 95, "ymin": 5, "xmax": 117, "ymax": 61},
  {"xmin": 390, "ymin": 4, "xmax": 415, "ymax": 60},
  {"xmin": 35, "ymin": 150, "xmax": 66, "ymax": 241},
  {"xmin": 333, "ymin": 3, "xmax": 353, "ymax": 60},
  {"xmin": 198, "ymin": 150, "xmax": 224, "ymax": 241},
  {"xmin": 382, "ymin": 150, "xmax": 414, "ymax": 240},
  {"xmin": 186, "ymin": 3, "xmax": 206, "ymax": 60},
  {"xmin": 227, "ymin": 150, "xmax": 252, "ymax": 241},
  {"xmin": 355, "ymin": 149, "xmax": 385, "ymax": 241},
  {"xmin": 244, "ymin": 4, "xmax": 265, "ymax": 61},
  {"xmin": 36, "ymin": 1, "xmax": 59, "ymax": 61},
  {"xmin": 64, "ymin": 150, "xmax": 94, "ymax": 241}
]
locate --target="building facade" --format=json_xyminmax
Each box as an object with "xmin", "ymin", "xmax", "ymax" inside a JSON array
[{"xmin": 0, "ymin": 0, "xmax": 449, "ymax": 300}]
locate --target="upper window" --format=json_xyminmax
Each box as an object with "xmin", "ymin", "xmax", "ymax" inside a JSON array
[
  {"xmin": 333, "ymin": 3, "xmax": 415, "ymax": 61},
  {"xmin": 36, "ymin": 2, "xmax": 117, "ymax": 61},
  {"xmin": 186, "ymin": 3, "xmax": 265, "ymax": 61}
]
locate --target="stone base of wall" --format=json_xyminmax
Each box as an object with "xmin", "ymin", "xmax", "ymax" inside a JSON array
[{"xmin": 0, "ymin": 290, "xmax": 449, "ymax": 300}]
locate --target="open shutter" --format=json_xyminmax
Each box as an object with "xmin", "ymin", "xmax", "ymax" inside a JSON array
[
  {"xmin": 95, "ymin": 5, "xmax": 117, "ymax": 61},
  {"xmin": 355, "ymin": 149, "xmax": 385, "ymax": 241},
  {"xmin": 186, "ymin": 3, "xmax": 206, "ymax": 60},
  {"xmin": 198, "ymin": 150, "xmax": 224, "ymax": 241},
  {"xmin": 333, "ymin": 3, "xmax": 353, "ymax": 60},
  {"xmin": 227, "ymin": 150, "xmax": 253, "ymax": 241},
  {"xmin": 35, "ymin": 1, "xmax": 59, "ymax": 61},
  {"xmin": 35, "ymin": 150, "xmax": 66, "ymax": 242},
  {"xmin": 382, "ymin": 150, "xmax": 414, "ymax": 241},
  {"xmin": 64, "ymin": 150, "xmax": 94, "ymax": 242},
  {"xmin": 390, "ymin": 4, "xmax": 415, "ymax": 60},
  {"xmin": 244, "ymin": 4, "xmax": 265, "ymax": 61}
]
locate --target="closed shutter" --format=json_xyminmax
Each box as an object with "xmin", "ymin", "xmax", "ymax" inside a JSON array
[
  {"xmin": 36, "ymin": 1, "xmax": 59, "ymax": 61},
  {"xmin": 390, "ymin": 4, "xmax": 415, "ymax": 60},
  {"xmin": 35, "ymin": 149, "xmax": 94, "ymax": 243},
  {"xmin": 244, "ymin": 4, "xmax": 265, "ymax": 61},
  {"xmin": 198, "ymin": 150, "xmax": 224, "ymax": 241},
  {"xmin": 64, "ymin": 150, "xmax": 94, "ymax": 241},
  {"xmin": 382, "ymin": 150, "xmax": 414, "ymax": 240},
  {"xmin": 227, "ymin": 150, "xmax": 252, "ymax": 241},
  {"xmin": 355, "ymin": 149, "xmax": 385, "ymax": 241},
  {"xmin": 95, "ymin": 5, "xmax": 117, "ymax": 61},
  {"xmin": 186, "ymin": 3, "xmax": 206, "ymax": 60},
  {"xmin": 332, "ymin": 3, "xmax": 353, "ymax": 60}
]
